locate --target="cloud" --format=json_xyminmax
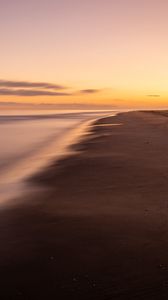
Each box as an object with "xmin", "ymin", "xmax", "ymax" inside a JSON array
[
  {"xmin": 147, "ymin": 95, "xmax": 160, "ymax": 98},
  {"xmin": 0, "ymin": 101, "xmax": 117, "ymax": 109},
  {"xmin": 0, "ymin": 88, "xmax": 71, "ymax": 97},
  {"xmin": 79, "ymin": 89, "xmax": 100, "ymax": 94},
  {"xmin": 0, "ymin": 79, "xmax": 102, "ymax": 97},
  {"xmin": 0, "ymin": 101, "xmax": 19, "ymax": 105},
  {"xmin": 0, "ymin": 80, "xmax": 67, "ymax": 90}
]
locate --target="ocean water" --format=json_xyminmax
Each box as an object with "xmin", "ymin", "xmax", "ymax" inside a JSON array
[{"xmin": 0, "ymin": 110, "xmax": 118, "ymax": 203}]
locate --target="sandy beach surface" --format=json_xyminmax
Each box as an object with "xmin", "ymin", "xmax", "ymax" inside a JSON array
[{"xmin": 1, "ymin": 111, "xmax": 168, "ymax": 299}]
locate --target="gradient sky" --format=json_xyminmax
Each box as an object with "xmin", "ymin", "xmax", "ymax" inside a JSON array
[{"xmin": 1, "ymin": 0, "xmax": 168, "ymax": 108}]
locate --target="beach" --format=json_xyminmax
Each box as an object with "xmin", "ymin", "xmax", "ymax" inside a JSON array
[{"xmin": 1, "ymin": 110, "xmax": 168, "ymax": 299}]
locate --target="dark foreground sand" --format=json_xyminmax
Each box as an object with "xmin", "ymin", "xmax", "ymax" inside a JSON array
[{"xmin": 1, "ymin": 111, "xmax": 168, "ymax": 299}]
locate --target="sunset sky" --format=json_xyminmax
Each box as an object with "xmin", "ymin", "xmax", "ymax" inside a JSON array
[{"xmin": 1, "ymin": 0, "xmax": 168, "ymax": 108}]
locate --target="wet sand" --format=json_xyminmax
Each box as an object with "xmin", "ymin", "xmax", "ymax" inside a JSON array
[{"xmin": 1, "ymin": 111, "xmax": 168, "ymax": 299}]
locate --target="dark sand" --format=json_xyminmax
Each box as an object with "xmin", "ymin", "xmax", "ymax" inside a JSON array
[{"xmin": 1, "ymin": 111, "xmax": 168, "ymax": 299}]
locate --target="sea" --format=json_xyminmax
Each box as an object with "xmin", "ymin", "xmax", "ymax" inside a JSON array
[{"xmin": 0, "ymin": 109, "xmax": 119, "ymax": 203}]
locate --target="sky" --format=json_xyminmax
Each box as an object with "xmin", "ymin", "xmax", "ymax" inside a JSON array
[{"xmin": 0, "ymin": 0, "xmax": 168, "ymax": 108}]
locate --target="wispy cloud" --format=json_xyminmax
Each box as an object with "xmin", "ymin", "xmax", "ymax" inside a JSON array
[
  {"xmin": 0, "ymin": 79, "xmax": 102, "ymax": 97},
  {"xmin": 79, "ymin": 89, "xmax": 100, "ymax": 94},
  {"xmin": 0, "ymin": 80, "xmax": 66, "ymax": 90},
  {"xmin": 0, "ymin": 88, "xmax": 71, "ymax": 97},
  {"xmin": 147, "ymin": 95, "xmax": 161, "ymax": 98},
  {"xmin": 0, "ymin": 101, "xmax": 19, "ymax": 105}
]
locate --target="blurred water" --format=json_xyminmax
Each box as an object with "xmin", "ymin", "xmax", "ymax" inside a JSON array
[{"xmin": 0, "ymin": 110, "xmax": 118, "ymax": 202}]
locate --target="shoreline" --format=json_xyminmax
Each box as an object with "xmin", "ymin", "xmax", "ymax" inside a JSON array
[
  {"xmin": 1, "ymin": 110, "xmax": 168, "ymax": 299},
  {"xmin": 0, "ymin": 111, "xmax": 118, "ymax": 205},
  {"xmin": 27, "ymin": 111, "xmax": 120, "ymax": 184}
]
